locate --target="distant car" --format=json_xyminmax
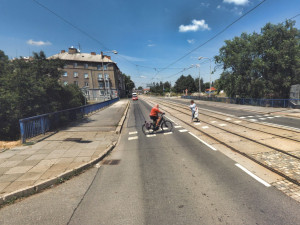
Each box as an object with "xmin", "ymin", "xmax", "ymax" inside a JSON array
[{"xmin": 132, "ymin": 93, "xmax": 138, "ymax": 100}]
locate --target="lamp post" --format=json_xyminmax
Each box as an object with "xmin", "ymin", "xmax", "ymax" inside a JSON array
[
  {"xmin": 198, "ymin": 57, "xmax": 212, "ymax": 97},
  {"xmin": 102, "ymin": 50, "xmax": 117, "ymax": 100}
]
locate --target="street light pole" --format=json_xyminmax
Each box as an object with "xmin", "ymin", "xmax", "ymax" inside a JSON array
[{"xmin": 198, "ymin": 57, "xmax": 212, "ymax": 97}]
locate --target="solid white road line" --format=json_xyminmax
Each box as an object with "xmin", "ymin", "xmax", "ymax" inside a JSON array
[
  {"xmin": 235, "ymin": 164, "xmax": 271, "ymax": 187},
  {"xmin": 188, "ymin": 132, "xmax": 217, "ymax": 151},
  {"xmin": 128, "ymin": 136, "xmax": 138, "ymax": 140},
  {"xmin": 129, "ymin": 131, "xmax": 138, "ymax": 135}
]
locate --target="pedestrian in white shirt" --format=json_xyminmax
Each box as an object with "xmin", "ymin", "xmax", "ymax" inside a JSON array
[{"xmin": 189, "ymin": 100, "xmax": 199, "ymax": 122}]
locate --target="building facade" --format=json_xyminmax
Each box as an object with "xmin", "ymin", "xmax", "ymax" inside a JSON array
[{"xmin": 49, "ymin": 47, "xmax": 126, "ymax": 101}]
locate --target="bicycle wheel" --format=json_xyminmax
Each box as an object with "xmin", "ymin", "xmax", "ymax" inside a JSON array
[
  {"xmin": 161, "ymin": 120, "xmax": 173, "ymax": 132},
  {"xmin": 142, "ymin": 123, "xmax": 155, "ymax": 134}
]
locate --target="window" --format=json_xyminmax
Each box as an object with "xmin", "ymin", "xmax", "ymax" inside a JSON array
[
  {"xmin": 105, "ymin": 81, "xmax": 109, "ymax": 87},
  {"xmin": 84, "ymin": 63, "xmax": 88, "ymax": 69},
  {"xmin": 103, "ymin": 65, "xmax": 107, "ymax": 70},
  {"xmin": 63, "ymin": 81, "xmax": 68, "ymax": 86},
  {"xmin": 105, "ymin": 73, "xmax": 109, "ymax": 80},
  {"xmin": 74, "ymin": 72, "xmax": 78, "ymax": 78},
  {"xmin": 73, "ymin": 63, "xmax": 78, "ymax": 68},
  {"xmin": 99, "ymin": 82, "xmax": 104, "ymax": 88},
  {"xmin": 63, "ymin": 72, "xmax": 67, "ymax": 77},
  {"xmin": 97, "ymin": 65, "xmax": 101, "ymax": 70},
  {"xmin": 98, "ymin": 73, "xmax": 103, "ymax": 79},
  {"xmin": 84, "ymin": 73, "xmax": 89, "ymax": 79},
  {"xmin": 85, "ymin": 82, "xmax": 89, "ymax": 87},
  {"xmin": 74, "ymin": 81, "xmax": 78, "ymax": 86}
]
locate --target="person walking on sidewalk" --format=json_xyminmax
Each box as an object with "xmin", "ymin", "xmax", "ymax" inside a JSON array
[
  {"xmin": 149, "ymin": 104, "xmax": 163, "ymax": 130},
  {"xmin": 189, "ymin": 100, "xmax": 199, "ymax": 122}
]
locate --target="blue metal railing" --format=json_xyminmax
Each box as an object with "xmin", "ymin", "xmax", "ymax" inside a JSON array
[
  {"xmin": 181, "ymin": 96, "xmax": 300, "ymax": 108},
  {"xmin": 19, "ymin": 98, "xmax": 119, "ymax": 143}
]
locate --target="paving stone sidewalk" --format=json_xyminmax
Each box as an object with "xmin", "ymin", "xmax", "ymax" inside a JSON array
[{"xmin": 0, "ymin": 99, "xmax": 129, "ymax": 205}]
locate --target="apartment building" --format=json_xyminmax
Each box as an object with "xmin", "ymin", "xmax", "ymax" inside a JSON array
[{"xmin": 49, "ymin": 47, "xmax": 126, "ymax": 101}]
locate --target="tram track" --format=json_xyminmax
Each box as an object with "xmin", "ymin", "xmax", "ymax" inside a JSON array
[{"xmin": 143, "ymin": 97, "xmax": 300, "ymax": 186}]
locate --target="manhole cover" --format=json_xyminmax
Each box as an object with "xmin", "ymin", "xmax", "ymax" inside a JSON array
[{"xmin": 102, "ymin": 160, "xmax": 121, "ymax": 165}]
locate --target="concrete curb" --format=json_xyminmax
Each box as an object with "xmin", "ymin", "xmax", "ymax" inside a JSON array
[
  {"xmin": 0, "ymin": 143, "xmax": 116, "ymax": 206},
  {"xmin": 116, "ymin": 100, "xmax": 130, "ymax": 134}
]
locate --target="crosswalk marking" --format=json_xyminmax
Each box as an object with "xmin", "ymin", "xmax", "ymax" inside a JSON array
[
  {"xmin": 174, "ymin": 126, "xmax": 182, "ymax": 128},
  {"xmin": 128, "ymin": 136, "xmax": 138, "ymax": 140},
  {"xmin": 179, "ymin": 129, "xmax": 188, "ymax": 132},
  {"xmin": 202, "ymin": 126, "xmax": 209, "ymax": 129},
  {"xmin": 164, "ymin": 132, "xmax": 173, "ymax": 135},
  {"xmin": 219, "ymin": 124, "xmax": 227, "ymax": 126},
  {"xmin": 194, "ymin": 122, "xmax": 201, "ymax": 125},
  {"xmin": 146, "ymin": 134, "xmax": 156, "ymax": 137},
  {"xmin": 129, "ymin": 131, "xmax": 138, "ymax": 135},
  {"xmin": 234, "ymin": 121, "xmax": 242, "ymax": 123}
]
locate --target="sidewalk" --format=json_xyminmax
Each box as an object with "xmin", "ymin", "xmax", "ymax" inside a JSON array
[{"xmin": 0, "ymin": 99, "xmax": 130, "ymax": 205}]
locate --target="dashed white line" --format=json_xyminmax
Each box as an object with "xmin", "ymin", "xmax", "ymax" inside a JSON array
[
  {"xmin": 202, "ymin": 126, "xmax": 209, "ymax": 129},
  {"xmin": 211, "ymin": 121, "xmax": 217, "ymax": 123},
  {"xmin": 239, "ymin": 117, "xmax": 246, "ymax": 119},
  {"xmin": 129, "ymin": 131, "xmax": 138, "ymax": 135},
  {"xmin": 188, "ymin": 132, "xmax": 217, "ymax": 151},
  {"xmin": 219, "ymin": 124, "xmax": 227, "ymax": 126},
  {"xmin": 128, "ymin": 136, "xmax": 138, "ymax": 140},
  {"xmin": 234, "ymin": 121, "xmax": 242, "ymax": 123},
  {"xmin": 226, "ymin": 118, "xmax": 232, "ymax": 121},
  {"xmin": 267, "ymin": 117, "xmax": 274, "ymax": 119},
  {"xmin": 146, "ymin": 134, "xmax": 156, "ymax": 137},
  {"xmin": 235, "ymin": 164, "xmax": 271, "ymax": 187},
  {"xmin": 249, "ymin": 119, "xmax": 258, "ymax": 122},
  {"xmin": 259, "ymin": 118, "xmax": 266, "ymax": 120},
  {"xmin": 194, "ymin": 123, "xmax": 201, "ymax": 125},
  {"xmin": 174, "ymin": 126, "xmax": 182, "ymax": 128},
  {"xmin": 164, "ymin": 132, "xmax": 173, "ymax": 135}
]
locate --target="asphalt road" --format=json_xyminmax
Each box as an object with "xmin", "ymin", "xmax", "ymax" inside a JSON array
[{"xmin": 0, "ymin": 99, "xmax": 299, "ymax": 225}]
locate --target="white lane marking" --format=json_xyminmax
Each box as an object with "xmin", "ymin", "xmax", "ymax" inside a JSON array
[
  {"xmin": 146, "ymin": 134, "xmax": 156, "ymax": 137},
  {"xmin": 226, "ymin": 118, "xmax": 232, "ymax": 121},
  {"xmin": 162, "ymin": 127, "xmax": 169, "ymax": 130},
  {"xmin": 179, "ymin": 129, "xmax": 188, "ymax": 132},
  {"xmin": 248, "ymin": 116, "xmax": 254, "ymax": 118},
  {"xmin": 267, "ymin": 117, "xmax": 274, "ymax": 119},
  {"xmin": 219, "ymin": 124, "xmax": 227, "ymax": 126},
  {"xmin": 235, "ymin": 164, "xmax": 271, "ymax": 187},
  {"xmin": 194, "ymin": 123, "xmax": 201, "ymax": 125},
  {"xmin": 128, "ymin": 136, "xmax": 138, "ymax": 140},
  {"xmin": 261, "ymin": 122, "xmax": 300, "ymax": 132},
  {"xmin": 211, "ymin": 121, "xmax": 217, "ymax": 123},
  {"xmin": 174, "ymin": 126, "xmax": 182, "ymax": 128},
  {"xmin": 274, "ymin": 116, "xmax": 281, "ymax": 118},
  {"xmin": 264, "ymin": 114, "xmax": 269, "ymax": 116},
  {"xmin": 239, "ymin": 117, "xmax": 246, "ymax": 119},
  {"xmin": 164, "ymin": 132, "xmax": 173, "ymax": 135},
  {"xmin": 95, "ymin": 163, "xmax": 101, "ymax": 168},
  {"xmin": 256, "ymin": 115, "xmax": 262, "ymax": 117},
  {"xmin": 202, "ymin": 126, "xmax": 209, "ymax": 129},
  {"xmin": 234, "ymin": 121, "xmax": 242, "ymax": 123},
  {"xmin": 259, "ymin": 118, "xmax": 266, "ymax": 120},
  {"xmin": 249, "ymin": 119, "xmax": 257, "ymax": 122},
  {"xmin": 129, "ymin": 131, "xmax": 138, "ymax": 135},
  {"xmin": 188, "ymin": 132, "xmax": 217, "ymax": 151}
]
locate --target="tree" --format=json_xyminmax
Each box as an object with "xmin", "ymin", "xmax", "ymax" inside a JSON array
[
  {"xmin": 215, "ymin": 20, "xmax": 300, "ymax": 99},
  {"xmin": 0, "ymin": 50, "xmax": 85, "ymax": 140},
  {"xmin": 124, "ymin": 74, "xmax": 135, "ymax": 95},
  {"xmin": 173, "ymin": 75, "xmax": 197, "ymax": 93}
]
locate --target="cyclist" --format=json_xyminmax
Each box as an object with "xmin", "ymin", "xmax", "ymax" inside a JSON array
[{"xmin": 149, "ymin": 104, "xmax": 164, "ymax": 130}]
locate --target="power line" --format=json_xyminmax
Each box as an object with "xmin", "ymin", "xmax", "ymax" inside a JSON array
[{"xmin": 152, "ymin": 0, "xmax": 267, "ymax": 79}]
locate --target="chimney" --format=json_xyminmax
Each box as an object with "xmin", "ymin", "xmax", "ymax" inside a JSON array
[
  {"xmin": 61, "ymin": 50, "xmax": 65, "ymax": 53},
  {"xmin": 68, "ymin": 47, "xmax": 78, "ymax": 54},
  {"xmin": 100, "ymin": 51, "xmax": 103, "ymax": 58},
  {"xmin": 91, "ymin": 52, "xmax": 96, "ymax": 55}
]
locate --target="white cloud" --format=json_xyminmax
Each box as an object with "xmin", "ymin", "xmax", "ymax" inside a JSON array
[
  {"xmin": 140, "ymin": 75, "xmax": 146, "ymax": 78},
  {"xmin": 27, "ymin": 39, "xmax": 52, "ymax": 46},
  {"xmin": 147, "ymin": 44, "xmax": 155, "ymax": 47},
  {"xmin": 217, "ymin": 5, "xmax": 221, "ymax": 9},
  {"xmin": 187, "ymin": 39, "xmax": 195, "ymax": 44},
  {"xmin": 223, "ymin": 0, "xmax": 249, "ymax": 6},
  {"xmin": 179, "ymin": 19, "xmax": 210, "ymax": 32},
  {"xmin": 200, "ymin": 2, "xmax": 210, "ymax": 7}
]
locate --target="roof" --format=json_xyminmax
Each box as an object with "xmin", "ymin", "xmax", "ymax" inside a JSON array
[{"xmin": 48, "ymin": 52, "xmax": 114, "ymax": 63}]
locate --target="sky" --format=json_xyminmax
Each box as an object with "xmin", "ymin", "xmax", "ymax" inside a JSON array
[{"xmin": 0, "ymin": 0, "xmax": 299, "ymax": 88}]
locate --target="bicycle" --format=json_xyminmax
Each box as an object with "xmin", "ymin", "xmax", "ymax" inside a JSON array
[{"xmin": 142, "ymin": 113, "xmax": 173, "ymax": 134}]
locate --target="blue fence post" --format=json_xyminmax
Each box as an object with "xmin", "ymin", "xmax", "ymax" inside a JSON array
[{"xmin": 19, "ymin": 120, "xmax": 25, "ymax": 143}]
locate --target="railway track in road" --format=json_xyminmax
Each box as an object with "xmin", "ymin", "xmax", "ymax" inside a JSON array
[{"xmin": 143, "ymin": 97, "xmax": 300, "ymax": 186}]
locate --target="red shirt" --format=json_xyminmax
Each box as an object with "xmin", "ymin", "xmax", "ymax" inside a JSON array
[{"xmin": 149, "ymin": 107, "xmax": 162, "ymax": 117}]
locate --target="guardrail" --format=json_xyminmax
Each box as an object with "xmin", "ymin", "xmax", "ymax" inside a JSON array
[
  {"xmin": 181, "ymin": 96, "xmax": 300, "ymax": 108},
  {"xmin": 19, "ymin": 98, "xmax": 119, "ymax": 143}
]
